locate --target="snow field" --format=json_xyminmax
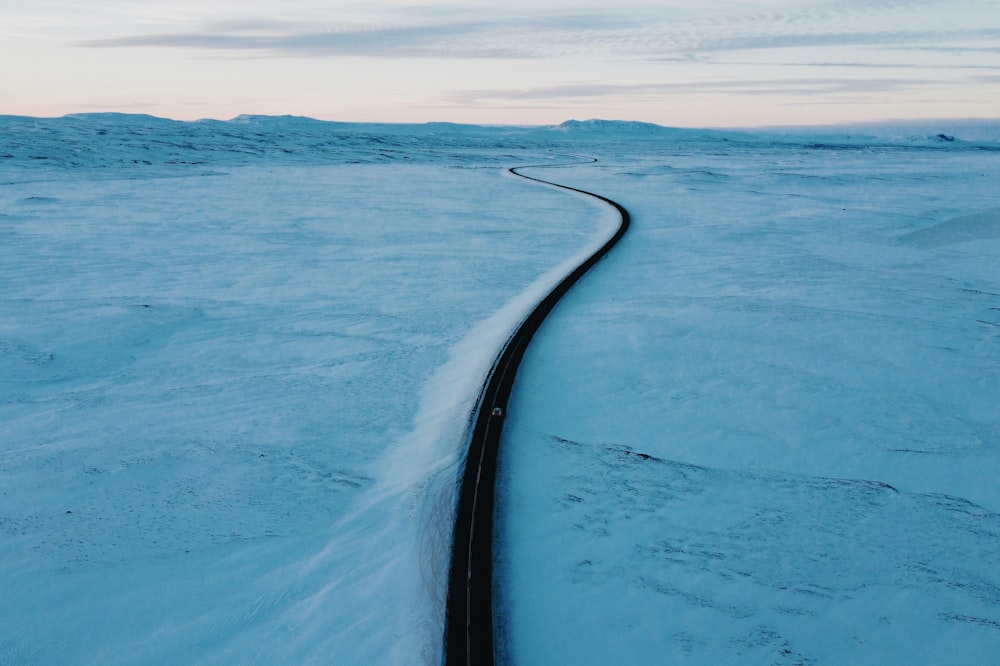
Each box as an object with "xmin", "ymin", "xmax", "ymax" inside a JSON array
[
  {"xmin": 496, "ymin": 142, "xmax": 1000, "ymax": 664},
  {"xmin": 2, "ymin": 114, "xmax": 998, "ymax": 664},
  {"xmin": 0, "ymin": 158, "xmax": 612, "ymax": 664}
]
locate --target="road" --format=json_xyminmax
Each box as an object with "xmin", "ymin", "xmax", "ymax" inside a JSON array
[{"xmin": 444, "ymin": 160, "xmax": 631, "ymax": 666}]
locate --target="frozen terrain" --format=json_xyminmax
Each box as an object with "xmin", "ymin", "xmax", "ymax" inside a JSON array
[
  {"xmin": 2, "ymin": 114, "xmax": 999, "ymax": 664},
  {"xmin": 0, "ymin": 114, "xmax": 616, "ymax": 664},
  {"xmin": 496, "ymin": 127, "xmax": 1000, "ymax": 663}
]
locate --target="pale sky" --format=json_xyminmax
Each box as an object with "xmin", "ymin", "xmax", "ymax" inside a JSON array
[{"xmin": 2, "ymin": 0, "xmax": 998, "ymax": 126}]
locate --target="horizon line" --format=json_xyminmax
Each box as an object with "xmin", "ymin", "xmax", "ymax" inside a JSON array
[{"xmin": 3, "ymin": 110, "xmax": 999, "ymax": 132}]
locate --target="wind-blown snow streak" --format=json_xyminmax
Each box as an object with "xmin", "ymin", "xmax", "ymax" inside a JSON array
[{"xmin": 445, "ymin": 158, "xmax": 629, "ymax": 665}]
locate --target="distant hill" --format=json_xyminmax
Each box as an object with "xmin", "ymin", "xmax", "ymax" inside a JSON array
[
  {"xmin": 3, "ymin": 113, "xmax": 996, "ymax": 173},
  {"xmin": 550, "ymin": 119, "xmax": 672, "ymax": 134},
  {"xmin": 756, "ymin": 118, "xmax": 1000, "ymax": 144}
]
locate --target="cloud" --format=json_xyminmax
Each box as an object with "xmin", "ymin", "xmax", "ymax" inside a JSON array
[
  {"xmin": 80, "ymin": 20, "xmax": 545, "ymax": 59},
  {"xmin": 74, "ymin": 3, "xmax": 1000, "ymax": 66},
  {"xmin": 77, "ymin": 13, "xmax": 642, "ymax": 60},
  {"xmin": 717, "ymin": 60, "xmax": 1000, "ymax": 71},
  {"xmin": 672, "ymin": 28, "xmax": 1000, "ymax": 54},
  {"xmin": 889, "ymin": 45, "xmax": 1000, "ymax": 54},
  {"xmin": 451, "ymin": 77, "xmax": 934, "ymax": 108}
]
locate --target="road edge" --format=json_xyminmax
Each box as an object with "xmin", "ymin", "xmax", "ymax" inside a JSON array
[{"xmin": 444, "ymin": 159, "xmax": 631, "ymax": 666}]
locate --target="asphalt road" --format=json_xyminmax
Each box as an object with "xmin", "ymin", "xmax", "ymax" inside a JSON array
[{"xmin": 445, "ymin": 160, "xmax": 631, "ymax": 666}]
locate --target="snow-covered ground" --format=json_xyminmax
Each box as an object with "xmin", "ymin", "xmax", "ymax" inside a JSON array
[
  {"xmin": 0, "ymin": 115, "xmax": 615, "ymax": 664},
  {"xmin": 496, "ymin": 130, "xmax": 1000, "ymax": 664},
  {"xmin": 2, "ymin": 114, "xmax": 998, "ymax": 664}
]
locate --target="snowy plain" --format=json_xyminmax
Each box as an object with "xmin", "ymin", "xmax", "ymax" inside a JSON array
[
  {"xmin": 0, "ymin": 114, "xmax": 615, "ymax": 664},
  {"xmin": 2, "ymin": 114, "xmax": 999, "ymax": 664},
  {"xmin": 496, "ymin": 126, "xmax": 1000, "ymax": 664}
]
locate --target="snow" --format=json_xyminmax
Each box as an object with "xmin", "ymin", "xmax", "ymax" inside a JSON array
[
  {"xmin": 2, "ymin": 113, "xmax": 998, "ymax": 664},
  {"xmin": 0, "ymin": 120, "xmax": 613, "ymax": 665},
  {"xmin": 495, "ymin": 135, "xmax": 1000, "ymax": 664}
]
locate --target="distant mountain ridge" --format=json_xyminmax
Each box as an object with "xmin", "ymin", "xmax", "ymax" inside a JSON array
[
  {"xmin": 551, "ymin": 119, "xmax": 673, "ymax": 134},
  {"xmin": 2, "ymin": 113, "xmax": 997, "ymax": 173},
  {"xmin": 8, "ymin": 112, "xmax": 998, "ymax": 142}
]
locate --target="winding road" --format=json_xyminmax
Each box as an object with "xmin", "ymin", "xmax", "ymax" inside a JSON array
[{"xmin": 444, "ymin": 160, "xmax": 631, "ymax": 666}]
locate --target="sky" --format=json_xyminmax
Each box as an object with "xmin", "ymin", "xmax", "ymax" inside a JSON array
[{"xmin": 1, "ymin": 0, "xmax": 998, "ymax": 126}]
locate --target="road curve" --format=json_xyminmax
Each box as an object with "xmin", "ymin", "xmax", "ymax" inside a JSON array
[{"xmin": 445, "ymin": 159, "xmax": 631, "ymax": 666}]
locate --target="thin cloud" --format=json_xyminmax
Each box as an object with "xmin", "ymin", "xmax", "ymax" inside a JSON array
[
  {"xmin": 80, "ymin": 21, "xmax": 545, "ymax": 59},
  {"xmin": 889, "ymin": 45, "xmax": 1000, "ymax": 54},
  {"xmin": 677, "ymin": 28, "xmax": 1000, "ymax": 54},
  {"xmin": 453, "ymin": 78, "xmax": 932, "ymax": 107},
  {"xmin": 78, "ymin": 14, "xmax": 640, "ymax": 60},
  {"xmin": 716, "ymin": 60, "xmax": 1000, "ymax": 71},
  {"xmin": 74, "ymin": 5, "xmax": 1000, "ymax": 64}
]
